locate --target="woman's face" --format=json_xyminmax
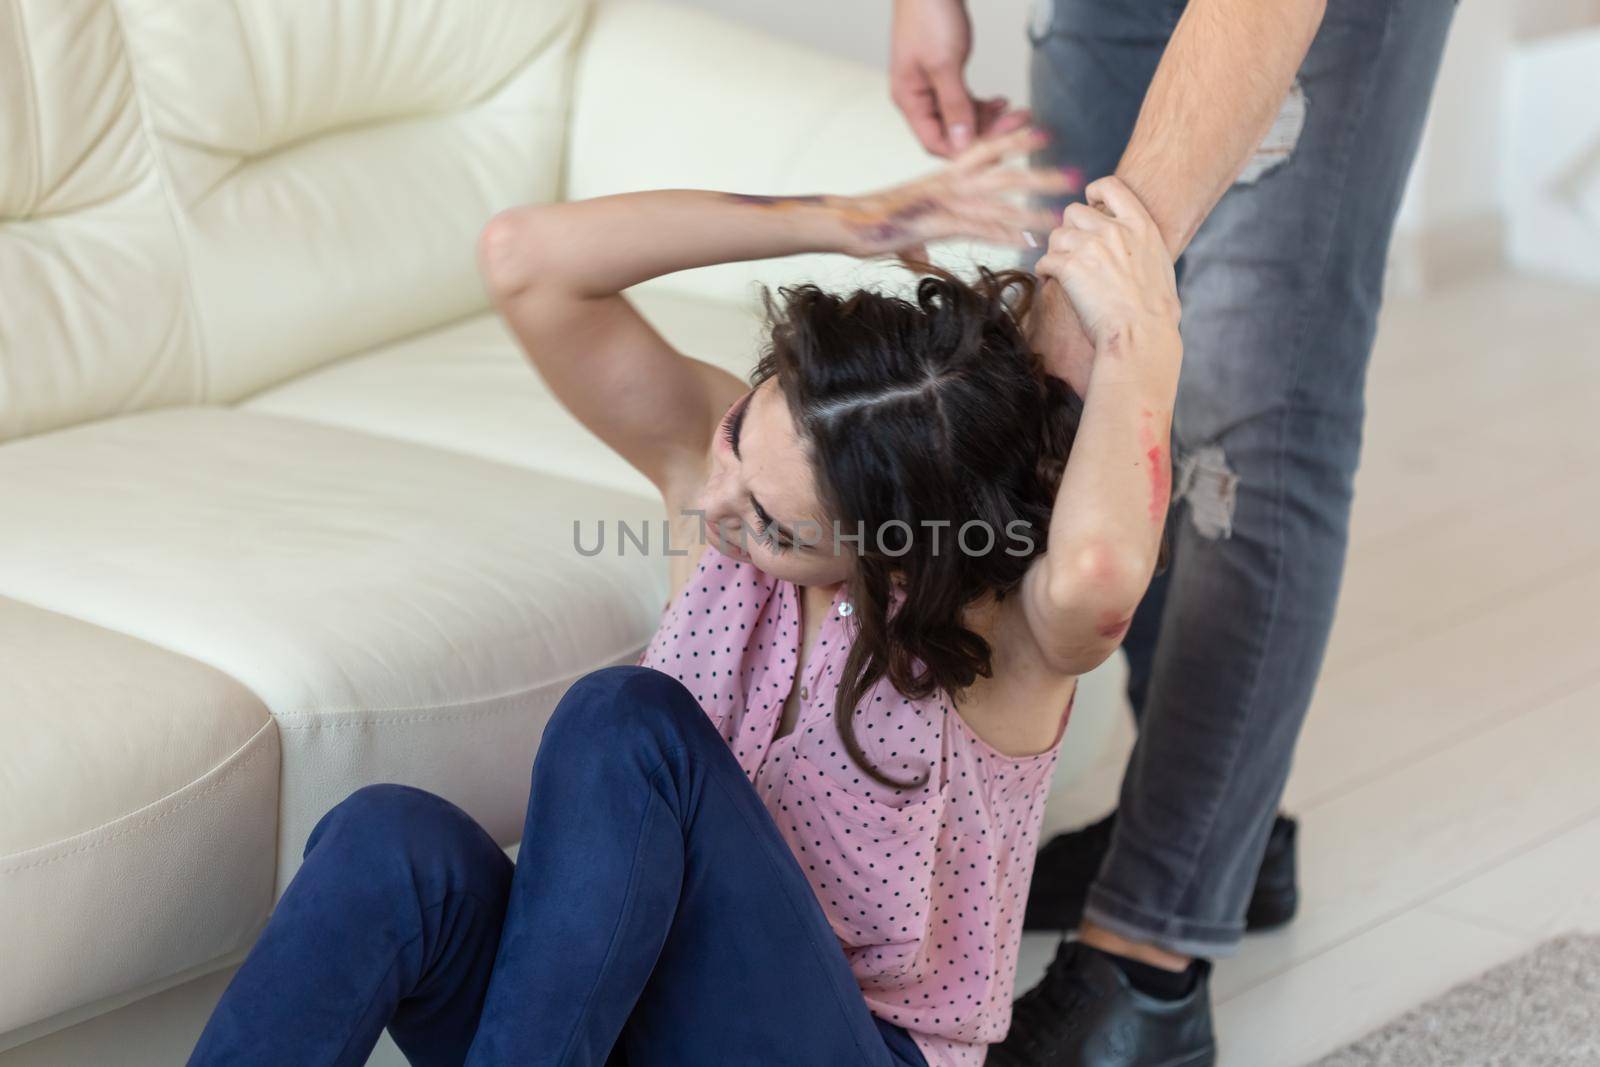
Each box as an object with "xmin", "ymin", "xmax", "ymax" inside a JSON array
[{"xmin": 698, "ymin": 380, "xmax": 854, "ymax": 587}]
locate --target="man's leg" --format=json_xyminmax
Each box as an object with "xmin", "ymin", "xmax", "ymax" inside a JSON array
[
  {"xmin": 999, "ymin": 1, "xmax": 1456, "ymax": 1062},
  {"xmin": 1017, "ymin": 0, "xmax": 1184, "ymax": 944},
  {"xmin": 1084, "ymin": 0, "xmax": 1456, "ymax": 960}
]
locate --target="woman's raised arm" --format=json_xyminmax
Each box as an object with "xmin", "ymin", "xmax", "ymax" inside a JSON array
[
  {"xmin": 1019, "ymin": 176, "xmax": 1184, "ymax": 677},
  {"xmin": 476, "ymin": 126, "xmax": 1071, "ymax": 501}
]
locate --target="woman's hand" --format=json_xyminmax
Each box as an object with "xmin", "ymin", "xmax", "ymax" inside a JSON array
[
  {"xmin": 1034, "ymin": 176, "xmax": 1180, "ymax": 353},
  {"xmin": 838, "ymin": 125, "xmax": 1076, "ymax": 260}
]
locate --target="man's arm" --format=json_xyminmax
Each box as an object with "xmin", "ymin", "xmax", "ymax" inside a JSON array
[
  {"xmin": 1120, "ymin": 0, "xmax": 1326, "ymax": 256},
  {"xmin": 1024, "ymin": 0, "xmax": 1326, "ymax": 395}
]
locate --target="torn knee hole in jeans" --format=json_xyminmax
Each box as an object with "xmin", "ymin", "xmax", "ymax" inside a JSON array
[
  {"xmin": 1236, "ymin": 80, "xmax": 1307, "ymax": 185},
  {"xmin": 1175, "ymin": 444, "xmax": 1239, "ymax": 540}
]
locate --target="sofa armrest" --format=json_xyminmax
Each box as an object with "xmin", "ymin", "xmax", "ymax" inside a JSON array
[{"xmin": 565, "ymin": 1, "xmax": 1014, "ymax": 309}]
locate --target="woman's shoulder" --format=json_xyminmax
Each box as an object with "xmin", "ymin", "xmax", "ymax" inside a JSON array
[{"xmin": 658, "ymin": 541, "xmax": 781, "ymax": 625}]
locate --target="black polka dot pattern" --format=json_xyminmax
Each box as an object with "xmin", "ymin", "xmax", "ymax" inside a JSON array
[{"xmin": 638, "ymin": 546, "xmax": 1074, "ymax": 1065}]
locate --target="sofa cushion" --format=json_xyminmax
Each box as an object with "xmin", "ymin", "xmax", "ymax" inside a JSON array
[
  {"xmin": 242, "ymin": 291, "xmax": 769, "ymax": 497},
  {"xmin": 114, "ymin": 0, "xmax": 591, "ymax": 402},
  {"xmin": 0, "ymin": 407, "xmax": 669, "ymax": 890},
  {"xmin": 0, "ymin": 599, "xmax": 278, "ymax": 1035},
  {"xmin": 0, "ymin": 0, "xmax": 203, "ymax": 444}
]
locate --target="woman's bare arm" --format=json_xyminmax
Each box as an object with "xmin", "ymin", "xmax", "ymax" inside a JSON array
[
  {"xmin": 1018, "ymin": 178, "xmax": 1183, "ymax": 677},
  {"xmin": 477, "ymin": 126, "xmax": 1068, "ymax": 502},
  {"xmin": 478, "ymin": 192, "xmax": 851, "ymax": 503}
]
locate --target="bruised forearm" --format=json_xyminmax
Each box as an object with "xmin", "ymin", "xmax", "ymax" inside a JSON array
[
  {"xmin": 1045, "ymin": 323, "xmax": 1182, "ymax": 608},
  {"xmin": 1019, "ymin": 320, "xmax": 1181, "ymax": 673},
  {"xmin": 482, "ymin": 190, "xmax": 895, "ymax": 300},
  {"xmin": 1117, "ymin": 0, "xmax": 1326, "ymax": 256}
]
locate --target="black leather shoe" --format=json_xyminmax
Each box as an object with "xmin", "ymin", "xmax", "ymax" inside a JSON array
[
  {"xmin": 1023, "ymin": 812, "xmax": 1299, "ymax": 934},
  {"xmin": 1242, "ymin": 814, "xmax": 1298, "ymax": 931},
  {"xmin": 986, "ymin": 941, "xmax": 1215, "ymax": 1067}
]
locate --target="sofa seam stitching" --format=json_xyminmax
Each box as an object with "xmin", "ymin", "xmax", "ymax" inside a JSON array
[
  {"xmin": 0, "ymin": 719, "xmax": 277, "ymax": 872},
  {"xmin": 271, "ymin": 642, "xmax": 649, "ymax": 726}
]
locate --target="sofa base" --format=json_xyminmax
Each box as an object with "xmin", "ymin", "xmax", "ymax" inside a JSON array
[
  {"xmin": 0, "ymin": 953, "xmax": 241, "ymax": 1063},
  {"xmin": 0, "ymin": 670, "xmax": 1124, "ymax": 1064}
]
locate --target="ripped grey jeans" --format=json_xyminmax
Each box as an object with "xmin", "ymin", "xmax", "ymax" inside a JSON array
[{"xmin": 1027, "ymin": 0, "xmax": 1456, "ymax": 956}]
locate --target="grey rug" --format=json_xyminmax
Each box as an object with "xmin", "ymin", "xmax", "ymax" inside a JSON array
[{"xmin": 1311, "ymin": 933, "xmax": 1600, "ymax": 1066}]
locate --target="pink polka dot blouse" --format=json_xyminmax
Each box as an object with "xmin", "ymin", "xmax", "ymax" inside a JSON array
[{"xmin": 638, "ymin": 544, "xmax": 1074, "ymax": 1066}]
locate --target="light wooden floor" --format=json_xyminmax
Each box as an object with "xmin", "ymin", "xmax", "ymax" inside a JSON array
[{"xmin": 1021, "ymin": 270, "xmax": 1600, "ymax": 1066}]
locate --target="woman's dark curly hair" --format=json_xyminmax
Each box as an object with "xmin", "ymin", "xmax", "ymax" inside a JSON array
[{"xmin": 752, "ymin": 265, "xmax": 1121, "ymax": 789}]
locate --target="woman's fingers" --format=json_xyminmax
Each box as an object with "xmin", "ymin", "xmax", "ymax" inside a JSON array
[
  {"xmin": 937, "ymin": 206, "xmax": 1061, "ymax": 249},
  {"xmin": 1024, "ymin": 206, "xmax": 1067, "ymax": 232},
  {"xmin": 941, "ymin": 164, "xmax": 1076, "ymax": 244},
  {"xmin": 1047, "ymin": 225, "xmax": 1094, "ymax": 254},
  {"xmin": 1083, "ymin": 175, "xmax": 1155, "ymax": 232},
  {"xmin": 978, "ymin": 99, "xmax": 1034, "ymax": 138},
  {"xmin": 955, "ymin": 195, "xmax": 1061, "ymax": 227},
  {"xmin": 1060, "ymin": 201, "xmax": 1111, "ymax": 232},
  {"xmin": 954, "ymin": 124, "xmax": 1048, "ymax": 172},
  {"xmin": 976, "ymin": 221, "xmax": 1051, "ymax": 247},
  {"xmin": 973, "ymin": 166, "xmax": 1079, "ymax": 196},
  {"xmin": 949, "ymin": 199, "xmax": 1060, "ymax": 240}
]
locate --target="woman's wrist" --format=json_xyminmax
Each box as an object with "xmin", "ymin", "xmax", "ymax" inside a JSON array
[
  {"xmin": 1086, "ymin": 316, "xmax": 1182, "ymax": 390},
  {"xmin": 1095, "ymin": 314, "xmax": 1181, "ymax": 356},
  {"xmin": 720, "ymin": 189, "xmax": 952, "ymax": 261},
  {"xmin": 829, "ymin": 195, "xmax": 903, "ymax": 257},
  {"xmin": 715, "ymin": 193, "xmax": 885, "ymax": 258},
  {"xmin": 825, "ymin": 194, "xmax": 930, "ymax": 258}
]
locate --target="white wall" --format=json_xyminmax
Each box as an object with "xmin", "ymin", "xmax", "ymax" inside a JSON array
[
  {"xmin": 1397, "ymin": 1, "xmax": 1515, "ymax": 234},
  {"xmin": 659, "ymin": 0, "xmax": 1035, "ymax": 105},
  {"xmin": 1517, "ymin": 0, "xmax": 1600, "ymax": 36}
]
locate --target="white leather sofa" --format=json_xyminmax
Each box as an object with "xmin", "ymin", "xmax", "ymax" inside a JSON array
[{"xmin": 0, "ymin": 1, "xmax": 1122, "ymax": 1061}]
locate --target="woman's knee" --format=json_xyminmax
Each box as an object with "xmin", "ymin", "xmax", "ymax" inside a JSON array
[
  {"xmin": 540, "ymin": 666, "xmax": 709, "ymax": 761},
  {"xmin": 303, "ymin": 785, "xmax": 509, "ymax": 901},
  {"xmin": 307, "ymin": 783, "xmax": 444, "ymax": 854}
]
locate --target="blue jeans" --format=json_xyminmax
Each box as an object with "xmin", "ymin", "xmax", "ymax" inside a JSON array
[
  {"xmin": 1027, "ymin": 0, "xmax": 1456, "ymax": 955},
  {"xmin": 189, "ymin": 666, "xmax": 927, "ymax": 1067}
]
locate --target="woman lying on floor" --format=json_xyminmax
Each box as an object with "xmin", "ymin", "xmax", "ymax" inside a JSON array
[{"xmin": 188, "ymin": 124, "xmax": 1181, "ymax": 1067}]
